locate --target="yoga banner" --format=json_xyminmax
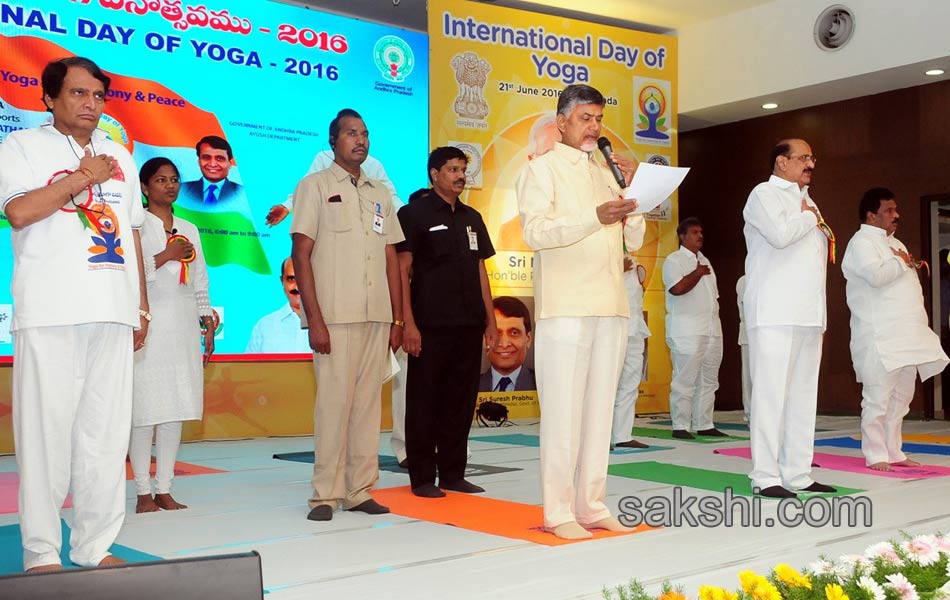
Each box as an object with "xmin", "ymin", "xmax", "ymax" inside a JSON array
[
  {"xmin": 0, "ymin": 0, "xmax": 428, "ymax": 358},
  {"xmin": 429, "ymin": 0, "xmax": 679, "ymax": 415}
]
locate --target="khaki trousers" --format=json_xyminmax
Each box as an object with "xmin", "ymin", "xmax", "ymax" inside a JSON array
[{"xmin": 309, "ymin": 322, "xmax": 388, "ymax": 510}]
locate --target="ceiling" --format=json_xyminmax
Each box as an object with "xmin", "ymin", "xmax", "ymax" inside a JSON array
[
  {"xmin": 289, "ymin": 0, "xmax": 771, "ymax": 33},
  {"xmin": 287, "ymin": 0, "xmax": 949, "ymax": 131}
]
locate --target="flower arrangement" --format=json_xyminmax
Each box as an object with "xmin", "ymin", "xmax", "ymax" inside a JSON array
[{"xmin": 602, "ymin": 534, "xmax": 950, "ymax": 600}]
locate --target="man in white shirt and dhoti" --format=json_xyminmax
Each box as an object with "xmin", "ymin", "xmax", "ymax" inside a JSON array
[
  {"xmin": 742, "ymin": 138, "xmax": 837, "ymax": 499},
  {"xmin": 841, "ymin": 187, "xmax": 948, "ymax": 471}
]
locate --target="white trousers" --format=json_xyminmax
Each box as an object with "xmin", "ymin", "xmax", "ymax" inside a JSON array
[
  {"xmin": 536, "ymin": 316, "xmax": 626, "ymax": 529},
  {"xmin": 668, "ymin": 335, "xmax": 723, "ymax": 431},
  {"xmin": 859, "ymin": 364, "xmax": 916, "ymax": 466},
  {"xmin": 129, "ymin": 421, "xmax": 183, "ymax": 495},
  {"xmin": 740, "ymin": 343, "xmax": 752, "ymax": 421},
  {"xmin": 13, "ymin": 323, "xmax": 133, "ymax": 570},
  {"xmin": 611, "ymin": 333, "xmax": 646, "ymax": 444},
  {"xmin": 748, "ymin": 325, "xmax": 822, "ymax": 491},
  {"xmin": 390, "ymin": 349, "xmax": 408, "ymax": 463}
]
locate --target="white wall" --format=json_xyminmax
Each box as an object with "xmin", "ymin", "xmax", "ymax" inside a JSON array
[{"xmin": 678, "ymin": 0, "xmax": 950, "ymax": 115}]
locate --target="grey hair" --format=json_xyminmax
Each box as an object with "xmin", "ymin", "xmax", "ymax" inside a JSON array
[{"xmin": 556, "ymin": 84, "xmax": 606, "ymax": 117}]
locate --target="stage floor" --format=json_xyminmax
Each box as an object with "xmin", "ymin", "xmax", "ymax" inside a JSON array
[{"xmin": 2, "ymin": 412, "xmax": 950, "ymax": 599}]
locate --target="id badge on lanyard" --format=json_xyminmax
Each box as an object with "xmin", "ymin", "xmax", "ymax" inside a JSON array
[{"xmin": 373, "ymin": 202, "xmax": 384, "ymax": 234}]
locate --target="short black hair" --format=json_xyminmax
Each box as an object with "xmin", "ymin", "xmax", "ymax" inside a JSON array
[
  {"xmin": 493, "ymin": 296, "xmax": 532, "ymax": 335},
  {"xmin": 556, "ymin": 84, "xmax": 605, "ymax": 116},
  {"xmin": 676, "ymin": 217, "xmax": 703, "ymax": 237},
  {"xmin": 427, "ymin": 146, "xmax": 467, "ymax": 183},
  {"xmin": 195, "ymin": 135, "xmax": 233, "ymax": 160},
  {"xmin": 139, "ymin": 157, "xmax": 180, "ymax": 186},
  {"xmin": 407, "ymin": 188, "xmax": 430, "ymax": 203},
  {"xmin": 329, "ymin": 108, "xmax": 363, "ymax": 149},
  {"xmin": 858, "ymin": 187, "xmax": 895, "ymax": 224},
  {"xmin": 280, "ymin": 256, "xmax": 293, "ymax": 279},
  {"xmin": 41, "ymin": 57, "xmax": 110, "ymax": 111},
  {"xmin": 769, "ymin": 140, "xmax": 792, "ymax": 172}
]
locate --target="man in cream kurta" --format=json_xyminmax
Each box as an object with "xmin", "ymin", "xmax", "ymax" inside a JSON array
[
  {"xmin": 841, "ymin": 187, "xmax": 948, "ymax": 470},
  {"xmin": 743, "ymin": 138, "xmax": 836, "ymax": 498},
  {"xmin": 611, "ymin": 256, "xmax": 651, "ymax": 449},
  {"xmin": 517, "ymin": 84, "xmax": 645, "ymax": 540},
  {"xmin": 662, "ymin": 218, "xmax": 724, "ymax": 438}
]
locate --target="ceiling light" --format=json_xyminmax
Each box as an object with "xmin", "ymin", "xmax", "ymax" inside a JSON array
[
  {"xmin": 925, "ymin": 69, "xmax": 945, "ymax": 76},
  {"xmin": 762, "ymin": 102, "xmax": 779, "ymax": 110}
]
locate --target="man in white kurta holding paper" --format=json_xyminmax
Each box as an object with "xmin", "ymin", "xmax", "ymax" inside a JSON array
[
  {"xmin": 743, "ymin": 138, "xmax": 837, "ymax": 498},
  {"xmin": 517, "ymin": 83, "xmax": 644, "ymax": 540},
  {"xmin": 841, "ymin": 187, "xmax": 948, "ymax": 471}
]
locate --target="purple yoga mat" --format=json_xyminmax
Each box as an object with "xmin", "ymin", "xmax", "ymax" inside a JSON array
[{"xmin": 713, "ymin": 447, "xmax": 950, "ymax": 479}]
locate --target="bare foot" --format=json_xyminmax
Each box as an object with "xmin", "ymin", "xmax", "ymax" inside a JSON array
[
  {"xmin": 547, "ymin": 521, "xmax": 592, "ymax": 540},
  {"xmin": 26, "ymin": 563, "xmax": 63, "ymax": 573},
  {"xmin": 868, "ymin": 461, "xmax": 892, "ymax": 472},
  {"xmin": 581, "ymin": 516, "xmax": 632, "ymax": 532},
  {"xmin": 154, "ymin": 493, "xmax": 188, "ymax": 510},
  {"xmin": 136, "ymin": 494, "xmax": 160, "ymax": 513},
  {"xmin": 98, "ymin": 555, "xmax": 126, "ymax": 567},
  {"xmin": 892, "ymin": 459, "xmax": 922, "ymax": 468}
]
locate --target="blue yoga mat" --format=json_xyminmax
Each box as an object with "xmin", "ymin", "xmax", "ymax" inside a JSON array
[
  {"xmin": 815, "ymin": 437, "xmax": 950, "ymax": 456},
  {"xmin": 0, "ymin": 520, "xmax": 161, "ymax": 574}
]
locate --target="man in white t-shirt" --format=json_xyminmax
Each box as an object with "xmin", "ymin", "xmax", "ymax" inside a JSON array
[{"xmin": 0, "ymin": 57, "xmax": 149, "ymax": 571}]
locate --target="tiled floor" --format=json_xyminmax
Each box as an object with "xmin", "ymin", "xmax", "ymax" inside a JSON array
[{"xmin": 2, "ymin": 412, "xmax": 950, "ymax": 599}]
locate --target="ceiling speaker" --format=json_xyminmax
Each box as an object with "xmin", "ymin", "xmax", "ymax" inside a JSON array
[{"xmin": 814, "ymin": 5, "xmax": 856, "ymax": 51}]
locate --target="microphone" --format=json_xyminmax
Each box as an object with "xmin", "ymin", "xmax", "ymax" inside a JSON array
[{"xmin": 597, "ymin": 136, "xmax": 626, "ymax": 189}]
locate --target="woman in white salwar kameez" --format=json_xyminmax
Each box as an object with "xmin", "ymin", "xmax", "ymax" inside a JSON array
[{"xmin": 130, "ymin": 158, "xmax": 215, "ymax": 513}]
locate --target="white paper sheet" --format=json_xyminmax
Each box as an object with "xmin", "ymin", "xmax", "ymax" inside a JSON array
[{"xmin": 622, "ymin": 162, "xmax": 690, "ymax": 214}]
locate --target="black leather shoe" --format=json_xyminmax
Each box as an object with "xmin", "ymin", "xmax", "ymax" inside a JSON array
[
  {"xmin": 755, "ymin": 485, "xmax": 797, "ymax": 499},
  {"xmin": 672, "ymin": 430, "xmax": 695, "ymax": 439},
  {"xmin": 697, "ymin": 428, "xmax": 728, "ymax": 437},
  {"xmin": 439, "ymin": 479, "xmax": 485, "ymax": 494},
  {"xmin": 411, "ymin": 483, "xmax": 446, "ymax": 498},
  {"xmin": 801, "ymin": 482, "xmax": 836, "ymax": 493},
  {"xmin": 347, "ymin": 499, "xmax": 390, "ymax": 514},
  {"xmin": 307, "ymin": 505, "xmax": 333, "ymax": 521},
  {"xmin": 615, "ymin": 439, "xmax": 650, "ymax": 449}
]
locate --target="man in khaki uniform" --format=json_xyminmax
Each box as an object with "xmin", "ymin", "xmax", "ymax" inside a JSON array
[{"xmin": 291, "ymin": 108, "xmax": 404, "ymax": 521}]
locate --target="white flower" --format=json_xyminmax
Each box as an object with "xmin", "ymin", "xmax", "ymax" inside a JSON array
[
  {"xmin": 933, "ymin": 580, "xmax": 950, "ymax": 600},
  {"xmin": 935, "ymin": 534, "xmax": 950, "ymax": 554},
  {"xmin": 865, "ymin": 542, "xmax": 902, "ymax": 566},
  {"xmin": 885, "ymin": 573, "xmax": 919, "ymax": 600},
  {"xmin": 901, "ymin": 535, "xmax": 941, "ymax": 567},
  {"xmin": 857, "ymin": 575, "xmax": 886, "ymax": 600},
  {"xmin": 839, "ymin": 554, "xmax": 873, "ymax": 574},
  {"xmin": 808, "ymin": 559, "xmax": 836, "ymax": 576}
]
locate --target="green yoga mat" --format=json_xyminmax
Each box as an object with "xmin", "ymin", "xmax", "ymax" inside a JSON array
[
  {"xmin": 608, "ymin": 461, "xmax": 864, "ymax": 497},
  {"xmin": 632, "ymin": 427, "xmax": 746, "ymax": 444}
]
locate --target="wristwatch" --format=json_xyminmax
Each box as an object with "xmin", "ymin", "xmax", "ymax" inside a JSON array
[{"xmin": 139, "ymin": 309, "xmax": 152, "ymax": 322}]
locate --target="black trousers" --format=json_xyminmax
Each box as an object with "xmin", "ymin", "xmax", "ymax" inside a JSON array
[{"xmin": 405, "ymin": 325, "xmax": 483, "ymax": 489}]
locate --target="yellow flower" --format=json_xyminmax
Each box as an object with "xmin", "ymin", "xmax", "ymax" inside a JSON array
[
  {"xmin": 739, "ymin": 570, "xmax": 760, "ymax": 593},
  {"xmin": 659, "ymin": 592, "xmax": 687, "ymax": 600},
  {"xmin": 700, "ymin": 585, "xmax": 738, "ymax": 600},
  {"xmin": 774, "ymin": 564, "xmax": 813, "ymax": 589},
  {"xmin": 825, "ymin": 583, "xmax": 850, "ymax": 600},
  {"xmin": 751, "ymin": 579, "xmax": 782, "ymax": 600}
]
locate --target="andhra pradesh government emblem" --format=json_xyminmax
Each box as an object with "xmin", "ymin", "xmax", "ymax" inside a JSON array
[
  {"xmin": 451, "ymin": 51, "xmax": 491, "ymax": 120},
  {"xmin": 373, "ymin": 35, "xmax": 415, "ymax": 83}
]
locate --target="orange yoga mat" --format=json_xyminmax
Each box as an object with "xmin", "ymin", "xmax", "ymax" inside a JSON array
[
  {"xmin": 902, "ymin": 433, "xmax": 950, "ymax": 445},
  {"xmin": 372, "ymin": 486, "xmax": 655, "ymax": 547},
  {"xmin": 124, "ymin": 459, "xmax": 226, "ymax": 480}
]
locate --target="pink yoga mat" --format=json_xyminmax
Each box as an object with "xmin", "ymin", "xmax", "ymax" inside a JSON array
[
  {"xmin": 713, "ymin": 447, "xmax": 950, "ymax": 479},
  {"xmin": 0, "ymin": 473, "xmax": 73, "ymax": 514}
]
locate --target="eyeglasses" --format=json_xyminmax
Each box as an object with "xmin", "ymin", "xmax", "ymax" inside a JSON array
[{"xmin": 785, "ymin": 154, "xmax": 817, "ymax": 164}]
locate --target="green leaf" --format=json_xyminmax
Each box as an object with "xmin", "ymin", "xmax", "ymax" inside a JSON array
[
  {"xmin": 656, "ymin": 117, "xmax": 666, "ymax": 127},
  {"xmin": 77, "ymin": 209, "xmax": 92, "ymax": 231}
]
